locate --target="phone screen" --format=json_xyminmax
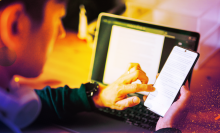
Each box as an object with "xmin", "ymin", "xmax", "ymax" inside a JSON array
[{"xmin": 144, "ymin": 46, "xmax": 199, "ymax": 117}]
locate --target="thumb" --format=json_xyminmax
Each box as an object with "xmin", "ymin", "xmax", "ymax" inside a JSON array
[{"xmin": 115, "ymin": 96, "xmax": 140, "ymax": 109}]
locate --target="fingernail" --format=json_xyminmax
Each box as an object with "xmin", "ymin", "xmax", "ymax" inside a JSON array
[
  {"xmin": 151, "ymin": 86, "xmax": 156, "ymax": 92},
  {"xmin": 133, "ymin": 97, "xmax": 140, "ymax": 104}
]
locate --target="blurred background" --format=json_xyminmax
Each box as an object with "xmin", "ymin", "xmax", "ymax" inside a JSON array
[
  {"xmin": 62, "ymin": 0, "xmax": 220, "ymax": 70},
  {"xmin": 62, "ymin": 0, "xmax": 124, "ymax": 30}
]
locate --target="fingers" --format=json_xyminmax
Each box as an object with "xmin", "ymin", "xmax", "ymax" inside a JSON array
[
  {"xmin": 178, "ymin": 85, "xmax": 191, "ymax": 106},
  {"xmin": 180, "ymin": 84, "xmax": 190, "ymax": 98},
  {"xmin": 127, "ymin": 63, "xmax": 141, "ymax": 71},
  {"xmin": 126, "ymin": 63, "xmax": 147, "ymax": 84},
  {"xmin": 184, "ymin": 80, "xmax": 190, "ymax": 90},
  {"xmin": 115, "ymin": 96, "xmax": 140, "ymax": 110},
  {"xmin": 118, "ymin": 84, "xmax": 155, "ymax": 95},
  {"xmin": 143, "ymin": 95, "xmax": 147, "ymax": 101},
  {"xmin": 156, "ymin": 73, "xmax": 160, "ymax": 79},
  {"xmin": 122, "ymin": 69, "xmax": 149, "ymax": 84}
]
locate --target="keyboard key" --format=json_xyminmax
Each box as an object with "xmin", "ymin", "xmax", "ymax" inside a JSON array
[{"xmin": 98, "ymin": 102, "xmax": 158, "ymax": 131}]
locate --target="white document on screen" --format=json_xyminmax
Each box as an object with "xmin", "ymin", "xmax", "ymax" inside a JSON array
[{"xmin": 103, "ymin": 25, "xmax": 165, "ymax": 95}]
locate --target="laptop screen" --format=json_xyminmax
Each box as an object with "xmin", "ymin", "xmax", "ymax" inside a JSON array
[{"xmin": 91, "ymin": 13, "xmax": 199, "ymax": 89}]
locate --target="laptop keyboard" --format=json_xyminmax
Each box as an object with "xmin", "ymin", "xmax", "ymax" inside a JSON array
[{"xmin": 97, "ymin": 93, "xmax": 160, "ymax": 131}]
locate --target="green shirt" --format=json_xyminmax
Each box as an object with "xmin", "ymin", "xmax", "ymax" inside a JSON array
[{"xmin": 34, "ymin": 84, "xmax": 92, "ymax": 123}]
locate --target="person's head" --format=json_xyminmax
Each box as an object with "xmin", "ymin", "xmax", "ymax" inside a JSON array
[{"xmin": 0, "ymin": 0, "xmax": 67, "ymax": 85}]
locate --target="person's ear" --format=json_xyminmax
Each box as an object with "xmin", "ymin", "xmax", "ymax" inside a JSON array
[{"xmin": 0, "ymin": 3, "xmax": 30, "ymax": 48}]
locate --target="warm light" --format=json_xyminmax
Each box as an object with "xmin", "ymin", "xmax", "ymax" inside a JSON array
[
  {"xmin": 14, "ymin": 77, "xmax": 19, "ymax": 82},
  {"xmin": 78, "ymin": 5, "xmax": 88, "ymax": 40}
]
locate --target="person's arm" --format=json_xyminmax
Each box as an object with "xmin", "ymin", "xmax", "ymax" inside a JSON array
[
  {"xmin": 34, "ymin": 63, "xmax": 155, "ymax": 123},
  {"xmin": 141, "ymin": 73, "xmax": 190, "ymax": 133},
  {"xmin": 34, "ymin": 84, "xmax": 93, "ymax": 123},
  {"xmin": 155, "ymin": 84, "xmax": 191, "ymax": 130},
  {"xmin": 152, "ymin": 83, "xmax": 191, "ymax": 133}
]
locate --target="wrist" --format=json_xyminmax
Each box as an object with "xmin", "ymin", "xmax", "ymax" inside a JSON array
[
  {"xmin": 156, "ymin": 118, "xmax": 173, "ymax": 131},
  {"xmin": 84, "ymin": 82, "xmax": 99, "ymax": 110},
  {"xmin": 155, "ymin": 128, "xmax": 181, "ymax": 133},
  {"xmin": 92, "ymin": 84, "xmax": 105, "ymax": 108},
  {"xmin": 156, "ymin": 124, "xmax": 173, "ymax": 131}
]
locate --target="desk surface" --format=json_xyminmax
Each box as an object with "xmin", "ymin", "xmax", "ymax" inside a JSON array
[{"xmin": 18, "ymin": 31, "xmax": 220, "ymax": 133}]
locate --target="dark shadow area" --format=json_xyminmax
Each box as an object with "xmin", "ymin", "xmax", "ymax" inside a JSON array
[{"xmin": 62, "ymin": 0, "xmax": 115, "ymax": 31}]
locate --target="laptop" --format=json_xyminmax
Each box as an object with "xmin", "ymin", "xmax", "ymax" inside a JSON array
[{"xmin": 59, "ymin": 13, "xmax": 200, "ymax": 133}]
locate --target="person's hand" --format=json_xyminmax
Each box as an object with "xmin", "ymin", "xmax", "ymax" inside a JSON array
[
  {"xmin": 92, "ymin": 63, "xmax": 155, "ymax": 110},
  {"xmin": 155, "ymin": 81, "xmax": 192, "ymax": 130}
]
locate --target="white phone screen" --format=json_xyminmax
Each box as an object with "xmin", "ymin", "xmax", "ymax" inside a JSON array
[{"xmin": 144, "ymin": 46, "xmax": 199, "ymax": 117}]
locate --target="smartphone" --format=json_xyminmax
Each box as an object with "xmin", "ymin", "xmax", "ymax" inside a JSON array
[{"xmin": 144, "ymin": 46, "xmax": 199, "ymax": 117}]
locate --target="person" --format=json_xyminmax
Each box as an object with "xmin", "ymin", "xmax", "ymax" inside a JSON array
[{"xmin": 0, "ymin": 0, "xmax": 191, "ymax": 132}]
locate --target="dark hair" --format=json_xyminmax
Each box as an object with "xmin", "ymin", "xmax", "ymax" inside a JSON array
[{"xmin": 0, "ymin": 0, "xmax": 66, "ymax": 24}]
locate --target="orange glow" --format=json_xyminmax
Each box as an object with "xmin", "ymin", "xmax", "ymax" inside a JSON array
[
  {"xmin": 14, "ymin": 77, "xmax": 20, "ymax": 82},
  {"xmin": 215, "ymin": 115, "xmax": 220, "ymax": 120}
]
